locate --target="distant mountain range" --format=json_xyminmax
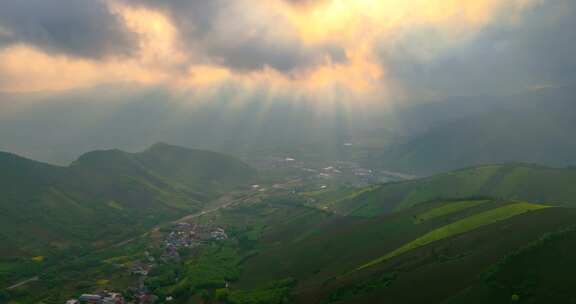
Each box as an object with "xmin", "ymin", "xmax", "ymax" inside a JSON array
[{"xmin": 377, "ymin": 86, "xmax": 576, "ymax": 175}]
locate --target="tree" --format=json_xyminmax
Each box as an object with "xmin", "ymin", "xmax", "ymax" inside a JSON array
[{"xmin": 0, "ymin": 291, "xmax": 10, "ymax": 302}]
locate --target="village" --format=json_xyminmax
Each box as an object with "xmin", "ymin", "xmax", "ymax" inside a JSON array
[
  {"xmin": 248, "ymin": 156, "xmax": 411, "ymax": 189},
  {"xmin": 159, "ymin": 222, "xmax": 228, "ymax": 262},
  {"xmin": 63, "ymin": 222, "xmax": 229, "ymax": 304}
]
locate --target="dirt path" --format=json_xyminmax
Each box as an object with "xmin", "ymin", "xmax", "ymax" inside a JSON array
[{"xmin": 6, "ymin": 276, "xmax": 39, "ymax": 290}]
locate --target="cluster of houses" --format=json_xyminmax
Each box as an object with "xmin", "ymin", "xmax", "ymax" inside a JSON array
[
  {"xmin": 66, "ymin": 291, "xmax": 123, "ymax": 304},
  {"xmin": 250, "ymin": 156, "xmax": 404, "ymax": 189},
  {"xmin": 210, "ymin": 227, "xmax": 228, "ymax": 241},
  {"xmin": 315, "ymin": 162, "xmax": 387, "ymax": 186},
  {"xmin": 158, "ymin": 222, "xmax": 228, "ymax": 261},
  {"xmin": 164, "ymin": 223, "xmax": 228, "ymax": 249},
  {"xmin": 62, "ymin": 223, "xmax": 230, "ymax": 304},
  {"xmin": 127, "ymin": 250, "xmax": 160, "ymax": 303}
]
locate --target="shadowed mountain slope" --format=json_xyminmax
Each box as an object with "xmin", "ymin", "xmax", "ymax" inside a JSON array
[{"xmin": 0, "ymin": 144, "xmax": 256, "ymax": 259}]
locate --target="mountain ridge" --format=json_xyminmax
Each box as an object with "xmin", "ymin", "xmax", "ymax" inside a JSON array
[
  {"xmin": 0, "ymin": 143, "xmax": 256, "ymax": 261},
  {"xmin": 328, "ymin": 163, "xmax": 576, "ymax": 217}
]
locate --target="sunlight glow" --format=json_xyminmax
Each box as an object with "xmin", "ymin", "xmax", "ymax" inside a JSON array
[{"xmin": 0, "ymin": 0, "xmax": 540, "ymax": 106}]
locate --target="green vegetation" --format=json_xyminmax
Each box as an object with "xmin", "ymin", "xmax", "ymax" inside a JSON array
[
  {"xmin": 138, "ymin": 195, "xmax": 332, "ymax": 302},
  {"xmin": 5, "ymin": 143, "xmax": 576, "ymax": 304},
  {"xmin": 300, "ymin": 186, "xmax": 378, "ymax": 210},
  {"xmin": 415, "ymin": 200, "xmax": 490, "ymax": 223},
  {"xmin": 3, "ymin": 238, "xmax": 150, "ymax": 303},
  {"xmin": 359, "ymin": 203, "xmax": 550, "ymax": 269},
  {"xmin": 137, "ymin": 142, "xmax": 256, "ymax": 193},
  {"xmin": 186, "ymin": 244, "xmax": 242, "ymax": 289},
  {"xmin": 323, "ymin": 272, "xmax": 397, "ymax": 304},
  {"xmin": 0, "ymin": 144, "xmax": 255, "ymax": 289},
  {"xmin": 482, "ymin": 226, "xmax": 576, "ymax": 286},
  {"xmin": 447, "ymin": 226, "xmax": 576, "ymax": 304},
  {"xmin": 222, "ymin": 278, "xmax": 296, "ymax": 304},
  {"xmin": 332, "ymin": 164, "xmax": 576, "ymax": 217}
]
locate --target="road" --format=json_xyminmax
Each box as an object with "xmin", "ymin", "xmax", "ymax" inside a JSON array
[
  {"xmin": 173, "ymin": 192, "xmax": 257, "ymax": 223},
  {"xmin": 113, "ymin": 190, "xmax": 259, "ymax": 248},
  {"xmin": 380, "ymin": 170, "xmax": 418, "ymax": 180},
  {"xmin": 5, "ymin": 190, "xmax": 259, "ymax": 290}
]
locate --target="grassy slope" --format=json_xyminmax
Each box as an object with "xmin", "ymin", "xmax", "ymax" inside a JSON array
[
  {"xmin": 209, "ymin": 197, "xmax": 576, "ymax": 304},
  {"xmin": 136, "ymin": 142, "xmax": 257, "ymax": 193},
  {"xmin": 23, "ymin": 192, "xmax": 575, "ymax": 303},
  {"xmin": 359, "ymin": 202, "xmax": 550, "ymax": 269},
  {"xmin": 234, "ymin": 199, "xmax": 499, "ymax": 287},
  {"xmin": 333, "ymin": 164, "xmax": 576, "ymax": 217},
  {"xmin": 445, "ymin": 227, "xmax": 576, "ymax": 304},
  {"xmin": 325, "ymin": 207, "xmax": 576, "ymax": 304},
  {"xmin": 415, "ymin": 200, "xmax": 490, "ymax": 223}
]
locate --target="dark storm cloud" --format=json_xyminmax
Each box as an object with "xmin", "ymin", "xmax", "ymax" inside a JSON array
[
  {"xmin": 0, "ymin": 0, "xmax": 137, "ymax": 59},
  {"xmin": 125, "ymin": 0, "xmax": 347, "ymax": 72},
  {"xmin": 207, "ymin": 37, "xmax": 347, "ymax": 73},
  {"xmin": 379, "ymin": 0, "xmax": 576, "ymax": 97}
]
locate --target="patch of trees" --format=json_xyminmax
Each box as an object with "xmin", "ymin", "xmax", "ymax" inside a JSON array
[
  {"xmin": 482, "ymin": 226, "xmax": 576, "ymax": 300},
  {"xmin": 147, "ymin": 243, "xmax": 242, "ymax": 301},
  {"xmin": 216, "ymin": 278, "xmax": 296, "ymax": 304},
  {"xmin": 323, "ymin": 272, "xmax": 398, "ymax": 303}
]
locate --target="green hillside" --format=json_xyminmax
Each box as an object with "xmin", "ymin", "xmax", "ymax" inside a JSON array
[
  {"xmin": 4, "ymin": 159, "xmax": 576, "ymax": 303},
  {"xmin": 359, "ymin": 203, "xmax": 550, "ymax": 269},
  {"xmin": 6, "ymin": 179, "xmax": 576, "ymax": 304},
  {"xmin": 191, "ymin": 197, "xmax": 576, "ymax": 304},
  {"xmin": 332, "ymin": 164, "xmax": 576, "ymax": 217},
  {"xmin": 0, "ymin": 144, "xmax": 255, "ymax": 288},
  {"xmin": 414, "ymin": 200, "xmax": 490, "ymax": 223},
  {"xmin": 444, "ymin": 226, "xmax": 576, "ymax": 304},
  {"xmin": 136, "ymin": 142, "xmax": 256, "ymax": 192}
]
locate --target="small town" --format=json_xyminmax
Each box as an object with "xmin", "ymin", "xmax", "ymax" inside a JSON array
[
  {"xmin": 248, "ymin": 156, "xmax": 412, "ymax": 188},
  {"xmin": 63, "ymin": 222, "xmax": 229, "ymax": 304},
  {"xmin": 161, "ymin": 222, "xmax": 229, "ymax": 261},
  {"xmin": 65, "ymin": 291, "xmax": 124, "ymax": 304}
]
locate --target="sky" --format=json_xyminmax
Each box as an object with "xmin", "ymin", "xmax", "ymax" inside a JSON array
[{"xmin": 0, "ymin": 0, "xmax": 575, "ymax": 162}]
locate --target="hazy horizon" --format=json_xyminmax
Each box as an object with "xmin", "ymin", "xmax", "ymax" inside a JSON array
[{"xmin": 2, "ymin": 0, "xmax": 576, "ymax": 165}]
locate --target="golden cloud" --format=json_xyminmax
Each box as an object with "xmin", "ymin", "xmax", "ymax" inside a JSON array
[{"xmin": 0, "ymin": 0, "xmax": 540, "ymax": 104}]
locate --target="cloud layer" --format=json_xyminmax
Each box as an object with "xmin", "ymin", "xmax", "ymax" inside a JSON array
[
  {"xmin": 0, "ymin": 0, "xmax": 573, "ymax": 104},
  {"xmin": 1, "ymin": 0, "xmax": 576, "ymax": 164},
  {"xmin": 0, "ymin": 0, "xmax": 136, "ymax": 58}
]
